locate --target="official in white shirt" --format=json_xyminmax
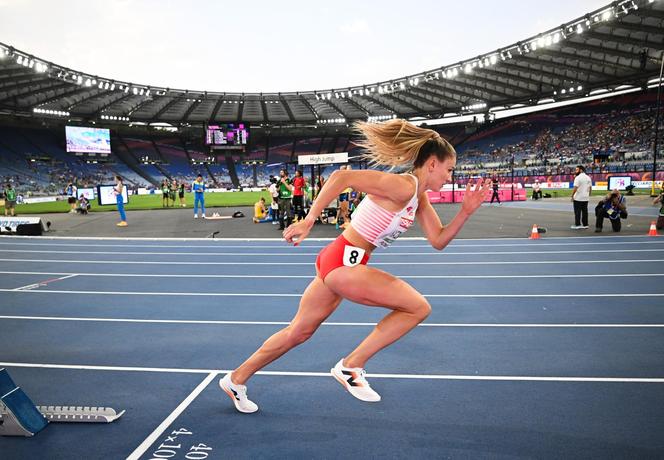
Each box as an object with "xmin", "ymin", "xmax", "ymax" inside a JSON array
[{"xmin": 571, "ymin": 165, "xmax": 592, "ymax": 229}]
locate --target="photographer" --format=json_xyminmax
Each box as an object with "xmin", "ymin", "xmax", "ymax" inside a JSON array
[
  {"xmin": 76, "ymin": 194, "xmax": 90, "ymax": 215},
  {"xmin": 594, "ymin": 189, "xmax": 627, "ymax": 233},
  {"xmin": 277, "ymin": 169, "xmax": 293, "ymax": 230}
]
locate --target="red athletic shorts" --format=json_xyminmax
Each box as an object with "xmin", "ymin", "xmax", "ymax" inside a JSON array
[{"xmin": 316, "ymin": 234, "xmax": 371, "ymax": 281}]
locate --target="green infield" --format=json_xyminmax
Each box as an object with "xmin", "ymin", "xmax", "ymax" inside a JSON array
[{"xmin": 14, "ymin": 191, "xmax": 272, "ymax": 214}]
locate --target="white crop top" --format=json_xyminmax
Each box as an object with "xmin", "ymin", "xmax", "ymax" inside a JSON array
[{"xmin": 350, "ymin": 174, "xmax": 419, "ymax": 248}]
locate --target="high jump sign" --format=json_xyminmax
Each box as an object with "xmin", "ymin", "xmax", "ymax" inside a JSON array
[{"xmin": 298, "ymin": 152, "xmax": 348, "ymax": 165}]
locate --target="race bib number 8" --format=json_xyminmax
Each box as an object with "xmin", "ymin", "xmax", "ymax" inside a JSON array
[{"xmin": 342, "ymin": 245, "xmax": 366, "ymax": 267}]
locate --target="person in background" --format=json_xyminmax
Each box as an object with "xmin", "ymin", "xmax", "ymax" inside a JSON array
[
  {"xmin": 4, "ymin": 183, "xmax": 16, "ymax": 217},
  {"xmin": 161, "ymin": 180, "xmax": 170, "ymax": 207},
  {"xmin": 253, "ymin": 197, "xmax": 271, "ymax": 223},
  {"xmin": 178, "ymin": 181, "xmax": 186, "ymax": 207},
  {"xmin": 169, "ymin": 179, "xmax": 178, "ymax": 207},
  {"xmin": 336, "ymin": 165, "xmax": 352, "ymax": 229},
  {"xmin": 277, "ymin": 169, "xmax": 293, "ymax": 230},
  {"xmin": 292, "ymin": 170, "xmax": 307, "ymax": 222},
  {"xmin": 594, "ymin": 189, "xmax": 627, "ymax": 233},
  {"xmin": 66, "ymin": 182, "xmax": 78, "ymax": 213},
  {"xmin": 571, "ymin": 165, "xmax": 592, "ymax": 229},
  {"xmin": 192, "ymin": 174, "xmax": 206, "ymax": 219},
  {"xmin": 653, "ymin": 187, "xmax": 664, "ymax": 230},
  {"xmin": 269, "ymin": 197, "xmax": 279, "ymax": 225},
  {"xmin": 532, "ymin": 180, "xmax": 542, "ymax": 200},
  {"xmin": 490, "ymin": 178, "xmax": 501, "ymax": 205},
  {"xmin": 76, "ymin": 194, "xmax": 90, "ymax": 215},
  {"xmin": 114, "ymin": 175, "xmax": 127, "ymax": 227},
  {"xmin": 315, "ymin": 175, "xmax": 326, "ymax": 199}
]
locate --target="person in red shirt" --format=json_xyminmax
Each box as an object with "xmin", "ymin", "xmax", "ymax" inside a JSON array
[{"xmin": 292, "ymin": 169, "xmax": 307, "ymax": 222}]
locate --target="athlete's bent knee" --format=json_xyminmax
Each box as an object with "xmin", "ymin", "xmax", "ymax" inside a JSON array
[{"xmin": 413, "ymin": 299, "xmax": 432, "ymax": 322}]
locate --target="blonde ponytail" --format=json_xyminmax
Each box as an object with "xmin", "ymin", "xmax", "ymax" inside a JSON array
[{"xmin": 353, "ymin": 119, "xmax": 455, "ymax": 169}]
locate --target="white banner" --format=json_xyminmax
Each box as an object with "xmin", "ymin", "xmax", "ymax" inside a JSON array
[
  {"xmin": 633, "ymin": 180, "xmax": 664, "ymax": 189},
  {"xmin": 541, "ymin": 182, "xmax": 571, "ymax": 189},
  {"xmin": 23, "ymin": 196, "xmax": 59, "ymax": 204},
  {"xmin": 298, "ymin": 152, "xmax": 348, "ymax": 165}
]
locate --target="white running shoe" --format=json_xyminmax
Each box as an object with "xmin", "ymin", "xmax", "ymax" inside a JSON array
[
  {"xmin": 219, "ymin": 373, "xmax": 259, "ymax": 413},
  {"xmin": 194, "ymin": 215, "xmax": 198, "ymax": 219},
  {"xmin": 331, "ymin": 359, "xmax": 381, "ymax": 402}
]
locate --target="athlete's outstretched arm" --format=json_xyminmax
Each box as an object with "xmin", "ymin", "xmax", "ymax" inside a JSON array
[
  {"xmin": 416, "ymin": 178, "xmax": 492, "ymax": 251},
  {"xmin": 283, "ymin": 169, "xmax": 414, "ymax": 244}
]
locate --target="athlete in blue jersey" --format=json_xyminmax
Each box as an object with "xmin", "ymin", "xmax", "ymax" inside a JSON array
[{"xmin": 192, "ymin": 174, "xmax": 206, "ymax": 219}]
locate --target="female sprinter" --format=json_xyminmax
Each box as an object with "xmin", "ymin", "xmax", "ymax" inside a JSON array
[{"xmin": 220, "ymin": 119, "xmax": 491, "ymax": 413}]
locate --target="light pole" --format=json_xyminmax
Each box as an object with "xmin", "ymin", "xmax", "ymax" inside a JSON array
[{"xmin": 651, "ymin": 50, "xmax": 664, "ymax": 197}]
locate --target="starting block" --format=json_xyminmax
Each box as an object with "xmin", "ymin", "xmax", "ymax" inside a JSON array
[{"xmin": 0, "ymin": 368, "xmax": 124, "ymax": 437}]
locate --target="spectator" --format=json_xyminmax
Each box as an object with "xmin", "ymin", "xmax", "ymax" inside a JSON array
[
  {"xmin": 653, "ymin": 188, "xmax": 664, "ymax": 230},
  {"xmin": 595, "ymin": 189, "xmax": 627, "ymax": 233},
  {"xmin": 4, "ymin": 183, "xmax": 17, "ymax": 217},
  {"xmin": 292, "ymin": 170, "xmax": 307, "ymax": 222},
  {"xmin": 571, "ymin": 165, "xmax": 592, "ymax": 229},
  {"xmin": 532, "ymin": 180, "xmax": 542, "ymax": 200}
]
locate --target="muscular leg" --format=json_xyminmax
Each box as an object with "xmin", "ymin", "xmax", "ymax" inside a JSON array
[
  {"xmin": 324, "ymin": 265, "xmax": 431, "ymax": 369},
  {"xmin": 232, "ymin": 277, "xmax": 342, "ymax": 384}
]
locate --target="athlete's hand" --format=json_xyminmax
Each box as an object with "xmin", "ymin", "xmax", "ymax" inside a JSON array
[
  {"xmin": 283, "ymin": 218, "xmax": 314, "ymax": 246},
  {"xmin": 461, "ymin": 178, "xmax": 492, "ymax": 215}
]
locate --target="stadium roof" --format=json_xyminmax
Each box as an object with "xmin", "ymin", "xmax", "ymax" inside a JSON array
[{"xmin": 0, "ymin": 0, "xmax": 662, "ymax": 127}]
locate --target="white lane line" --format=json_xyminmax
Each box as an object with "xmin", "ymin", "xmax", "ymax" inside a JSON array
[
  {"xmin": 11, "ymin": 274, "xmax": 78, "ymax": 291},
  {"xmin": 1, "ymin": 271, "xmax": 663, "ymax": 280},
  {"xmin": 3, "ymin": 248, "xmax": 662, "ymax": 256},
  {"xmin": 1, "ymin": 288, "xmax": 662, "ymax": 298},
  {"xmin": 127, "ymin": 372, "xmax": 217, "ymax": 460},
  {"xmin": 2, "ymin": 258, "xmax": 663, "ymax": 266},
  {"xmin": 1, "ymin": 315, "xmax": 663, "ymax": 328},
  {"xmin": 0, "ymin": 241, "xmax": 658, "ymax": 248},
  {"xmin": 1, "ymin": 362, "xmax": 662, "ymax": 383},
  {"xmin": 0, "ymin": 234, "xmax": 651, "ymax": 241},
  {"xmin": 1, "ymin": 241, "xmax": 662, "ymax": 249}
]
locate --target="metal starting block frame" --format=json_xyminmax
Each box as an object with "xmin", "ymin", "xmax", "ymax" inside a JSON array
[{"xmin": 0, "ymin": 368, "xmax": 125, "ymax": 437}]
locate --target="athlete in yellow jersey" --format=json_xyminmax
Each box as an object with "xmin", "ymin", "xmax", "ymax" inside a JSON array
[{"xmin": 253, "ymin": 197, "xmax": 270, "ymax": 223}]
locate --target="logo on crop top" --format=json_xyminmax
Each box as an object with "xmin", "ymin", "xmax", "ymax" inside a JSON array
[
  {"xmin": 399, "ymin": 207, "xmax": 416, "ymax": 230},
  {"xmin": 399, "ymin": 217, "xmax": 414, "ymax": 230}
]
